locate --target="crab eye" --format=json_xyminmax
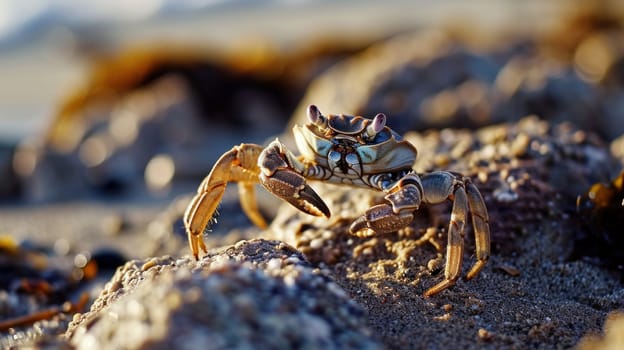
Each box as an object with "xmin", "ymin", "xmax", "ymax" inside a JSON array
[
  {"xmin": 365, "ymin": 113, "xmax": 386, "ymax": 139},
  {"xmin": 307, "ymin": 105, "xmax": 326, "ymax": 127}
]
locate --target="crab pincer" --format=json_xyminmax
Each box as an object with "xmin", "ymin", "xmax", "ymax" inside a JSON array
[{"xmin": 258, "ymin": 143, "xmax": 331, "ymax": 218}]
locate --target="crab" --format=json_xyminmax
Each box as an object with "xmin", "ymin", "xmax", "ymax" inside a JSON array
[{"xmin": 184, "ymin": 105, "xmax": 490, "ymax": 296}]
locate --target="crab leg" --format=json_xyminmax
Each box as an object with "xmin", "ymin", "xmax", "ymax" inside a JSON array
[
  {"xmin": 350, "ymin": 170, "xmax": 489, "ymax": 296},
  {"xmin": 258, "ymin": 139, "xmax": 331, "ymax": 218},
  {"xmin": 184, "ymin": 143, "xmax": 265, "ymax": 259},
  {"xmin": 421, "ymin": 176, "xmax": 468, "ymax": 297},
  {"xmin": 465, "ymin": 182, "xmax": 490, "ymax": 280}
]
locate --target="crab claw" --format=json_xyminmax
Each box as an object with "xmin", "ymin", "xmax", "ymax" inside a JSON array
[
  {"xmin": 260, "ymin": 168, "xmax": 331, "ymax": 218},
  {"xmin": 349, "ymin": 203, "xmax": 414, "ymax": 237},
  {"xmin": 350, "ymin": 175, "xmax": 422, "ymax": 237}
]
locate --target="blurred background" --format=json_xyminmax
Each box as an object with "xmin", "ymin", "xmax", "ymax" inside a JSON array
[
  {"xmin": 0, "ymin": 0, "xmax": 607, "ymax": 199},
  {"xmin": 0, "ymin": 0, "xmax": 565, "ymax": 143}
]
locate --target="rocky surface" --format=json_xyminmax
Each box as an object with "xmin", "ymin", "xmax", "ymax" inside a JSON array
[
  {"xmin": 268, "ymin": 116, "xmax": 623, "ymax": 349},
  {"xmin": 65, "ymin": 239, "xmax": 380, "ymax": 350}
]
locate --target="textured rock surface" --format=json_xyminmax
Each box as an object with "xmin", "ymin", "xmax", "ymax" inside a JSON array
[
  {"xmin": 268, "ymin": 116, "xmax": 623, "ymax": 349},
  {"xmin": 65, "ymin": 239, "xmax": 380, "ymax": 350}
]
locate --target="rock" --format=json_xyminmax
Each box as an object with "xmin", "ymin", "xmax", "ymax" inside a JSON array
[
  {"xmin": 576, "ymin": 170, "xmax": 624, "ymax": 270},
  {"xmin": 65, "ymin": 239, "xmax": 381, "ymax": 350},
  {"xmin": 289, "ymin": 28, "xmax": 624, "ymax": 141},
  {"xmin": 267, "ymin": 116, "xmax": 623, "ymax": 348}
]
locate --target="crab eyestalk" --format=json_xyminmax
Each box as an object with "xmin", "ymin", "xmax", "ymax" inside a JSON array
[
  {"xmin": 307, "ymin": 104, "xmax": 327, "ymax": 128},
  {"xmin": 365, "ymin": 113, "xmax": 386, "ymax": 139}
]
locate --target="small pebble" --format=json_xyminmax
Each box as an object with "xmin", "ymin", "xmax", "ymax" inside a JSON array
[
  {"xmin": 141, "ymin": 258, "xmax": 158, "ymax": 271},
  {"xmin": 478, "ymin": 328, "xmax": 494, "ymax": 341}
]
